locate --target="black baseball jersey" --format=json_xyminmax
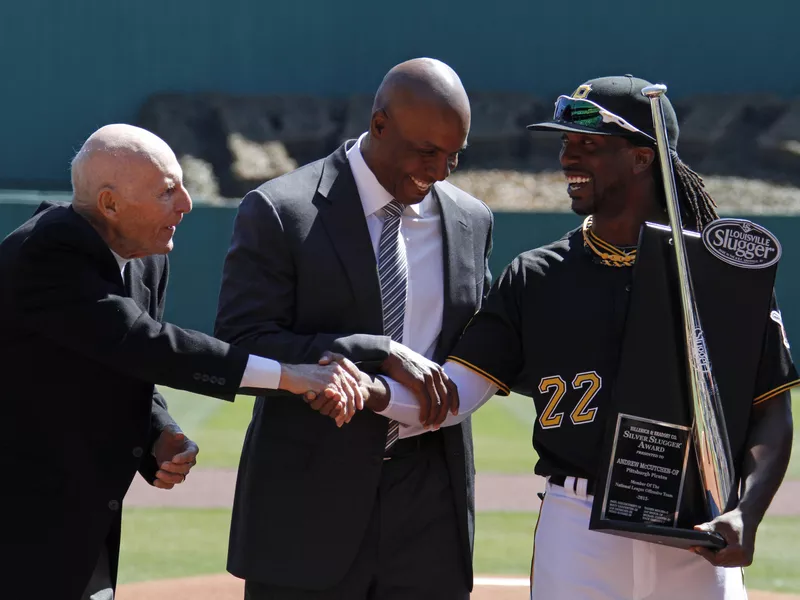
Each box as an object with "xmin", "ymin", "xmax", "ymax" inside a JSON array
[{"xmin": 449, "ymin": 225, "xmax": 798, "ymax": 481}]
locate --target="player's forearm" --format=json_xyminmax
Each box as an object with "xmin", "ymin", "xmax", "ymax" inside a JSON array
[
  {"xmin": 377, "ymin": 360, "xmax": 498, "ymax": 427},
  {"xmin": 736, "ymin": 391, "xmax": 793, "ymax": 526}
]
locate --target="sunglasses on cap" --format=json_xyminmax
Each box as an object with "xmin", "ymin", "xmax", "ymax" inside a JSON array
[{"xmin": 552, "ymin": 95, "xmax": 655, "ymax": 142}]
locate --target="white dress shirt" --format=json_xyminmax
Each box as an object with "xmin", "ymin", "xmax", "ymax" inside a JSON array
[
  {"xmin": 110, "ymin": 249, "xmax": 130, "ymax": 274},
  {"xmin": 345, "ymin": 134, "xmax": 498, "ymax": 437},
  {"xmin": 109, "ymin": 248, "xmax": 282, "ymax": 390},
  {"xmin": 347, "ymin": 133, "xmax": 445, "ymax": 360},
  {"xmin": 347, "ymin": 133, "xmax": 462, "ymax": 438}
]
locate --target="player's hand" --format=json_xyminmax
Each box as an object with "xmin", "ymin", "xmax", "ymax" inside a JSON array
[
  {"xmin": 380, "ymin": 340, "xmax": 459, "ymax": 428},
  {"xmin": 152, "ymin": 427, "xmax": 198, "ymax": 490},
  {"xmin": 690, "ymin": 508, "xmax": 755, "ymax": 567}
]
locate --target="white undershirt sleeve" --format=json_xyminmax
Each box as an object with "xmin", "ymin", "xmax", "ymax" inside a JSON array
[
  {"xmin": 377, "ymin": 360, "xmax": 499, "ymax": 438},
  {"xmin": 239, "ymin": 355, "xmax": 283, "ymax": 390}
]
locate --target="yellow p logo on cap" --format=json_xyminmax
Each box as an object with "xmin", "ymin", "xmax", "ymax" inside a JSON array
[{"xmin": 571, "ymin": 84, "xmax": 592, "ymax": 99}]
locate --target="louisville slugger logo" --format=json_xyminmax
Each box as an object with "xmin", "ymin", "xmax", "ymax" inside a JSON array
[
  {"xmin": 692, "ymin": 328, "xmax": 711, "ymax": 373},
  {"xmin": 702, "ymin": 218, "xmax": 781, "ymax": 269}
]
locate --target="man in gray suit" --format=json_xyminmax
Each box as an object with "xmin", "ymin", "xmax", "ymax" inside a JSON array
[{"xmin": 215, "ymin": 58, "xmax": 494, "ymax": 599}]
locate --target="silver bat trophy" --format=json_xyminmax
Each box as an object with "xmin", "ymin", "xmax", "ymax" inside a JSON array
[{"xmin": 642, "ymin": 84, "xmax": 735, "ymax": 520}]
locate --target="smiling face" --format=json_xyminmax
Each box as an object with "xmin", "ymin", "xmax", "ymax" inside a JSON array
[
  {"xmin": 365, "ymin": 99, "xmax": 469, "ymax": 205},
  {"xmin": 559, "ymin": 132, "xmax": 654, "ymax": 218}
]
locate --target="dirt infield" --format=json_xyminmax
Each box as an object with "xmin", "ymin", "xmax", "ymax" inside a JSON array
[
  {"xmin": 116, "ymin": 574, "xmax": 531, "ymax": 600},
  {"xmin": 117, "ymin": 573, "xmax": 800, "ymax": 600},
  {"xmin": 126, "ymin": 470, "xmax": 800, "ymax": 515}
]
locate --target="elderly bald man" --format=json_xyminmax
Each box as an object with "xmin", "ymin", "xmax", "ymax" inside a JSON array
[
  {"xmin": 215, "ymin": 58, "xmax": 493, "ymax": 599},
  {"xmin": 0, "ymin": 124, "xmax": 369, "ymax": 600}
]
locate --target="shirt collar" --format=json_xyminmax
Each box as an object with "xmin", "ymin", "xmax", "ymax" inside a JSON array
[
  {"xmin": 109, "ymin": 249, "xmax": 130, "ymax": 274},
  {"xmin": 347, "ymin": 132, "xmax": 429, "ymax": 218}
]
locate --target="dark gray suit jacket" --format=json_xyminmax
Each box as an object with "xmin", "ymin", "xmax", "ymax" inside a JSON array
[{"xmin": 215, "ymin": 142, "xmax": 493, "ymax": 590}]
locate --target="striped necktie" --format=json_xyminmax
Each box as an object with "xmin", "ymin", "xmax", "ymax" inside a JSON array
[{"xmin": 378, "ymin": 199, "xmax": 407, "ymax": 450}]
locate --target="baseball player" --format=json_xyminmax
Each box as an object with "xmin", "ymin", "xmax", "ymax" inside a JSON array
[{"xmin": 375, "ymin": 75, "xmax": 797, "ymax": 599}]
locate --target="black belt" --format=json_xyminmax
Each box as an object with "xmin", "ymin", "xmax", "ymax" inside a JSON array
[
  {"xmin": 548, "ymin": 474, "xmax": 596, "ymax": 496},
  {"xmin": 384, "ymin": 429, "xmax": 443, "ymax": 460}
]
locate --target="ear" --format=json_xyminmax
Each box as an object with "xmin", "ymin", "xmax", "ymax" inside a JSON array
[
  {"xmin": 96, "ymin": 187, "xmax": 119, "ymax": 220},
  {"xmin": 370, "ymin": 108, "xmax": 389, "ymax": 139},
  {"xmin": 632, "ymin": 146, "xmax": 656, "ymax": 175}
]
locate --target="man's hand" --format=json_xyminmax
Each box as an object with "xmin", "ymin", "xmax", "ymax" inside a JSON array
[
  {"xmin": 280, "ymin": 360, "xmax": 365, "ymax": 427},
  {"xmin": 690, "ymin": 393, "xmax": 792, "ymax": 567},
  {"xmin": 380, "ymin": 341, "xmax": 458, "ymax": 428},
  {"xmin": 690, "ymin": 508, "xmax": 755, "ymax": 567},
  {"xmin": 152, "ymin": 427, "xmax": 198, "ymax": 490},
  {"xmin": 318, "ymin": 351, "xmax": 391, "ymax": 415}
]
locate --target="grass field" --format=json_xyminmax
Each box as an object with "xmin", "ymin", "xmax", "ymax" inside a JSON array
[
  {"xmin": 119, "ymin": 509, "xmax": 800, "ymax": 592},
  {"xmin": 158, "ymin": 387, "xmax": 797, "ymax": 477},
  {"xmin": 158, "ymin": 387, "xmax": 541, "ymax": 473},
  {"xmin": 118, "ymin": 509, "xmax": 539, "ymax": 584},
  {"xmin": 119, "ymin": 386, "xmax": 799, "ymax": 589},
  {"xmin": 790, "ymin": 392, "xmax": 800, "ymax": 479}
]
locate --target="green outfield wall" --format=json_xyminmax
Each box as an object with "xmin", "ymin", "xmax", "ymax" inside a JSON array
[
  {"xmin": 1, "ymin": 0, "xmax": 796, "ymax": 188},
  {"xmin": 2, "ymin": 197, "xmax": 798, "ymax": 350}
]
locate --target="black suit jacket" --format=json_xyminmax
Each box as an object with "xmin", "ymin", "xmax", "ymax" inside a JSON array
[
  {"xmin": 0, "ymin": 203, "xmax": 251, "ymax": 599},
  {"xmin": 215, "ymin": 142, "xmax": 493, "ymax": 590}
]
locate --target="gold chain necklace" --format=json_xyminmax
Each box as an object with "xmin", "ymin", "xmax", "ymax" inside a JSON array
[{"xmin": 582, "ymin": 217, "xmax": 637, "ymax": 268}]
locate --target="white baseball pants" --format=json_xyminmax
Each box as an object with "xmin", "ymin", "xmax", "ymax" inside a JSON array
[{"xmin": 530, "ymin": 478, "xmax": 747, "ymax": 600}]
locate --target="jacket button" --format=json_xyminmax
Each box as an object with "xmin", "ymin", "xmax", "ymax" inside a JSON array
[
  {"xmin": 625, "ymin": 284, "xmax": 631, "ymax": 292},
  {"xmin": 218, "ymin": 378, "xmax": 226, "ymax": 386},
  {"xmin": 132, "ymin": 447, "xmax": 143, "ymax": 458},
  {"xmin": 193, "ymin": 372, "xmax": 201, "ymax": 381},
  {"xmin": 108, "ymin": 500, "xmax": 120, "ymax": 511},
  {"xmin": 210, "ymin": 376, "xmax": 218, "ymax": 384},
  {"xmin": 202, "ymin": 374, "xmax": 210, "ymax": 382}
]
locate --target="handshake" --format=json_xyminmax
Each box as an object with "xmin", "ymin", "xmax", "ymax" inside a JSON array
[{"xmin": 279, "ymin": 341, "xmax": 460, "ymax": 428}]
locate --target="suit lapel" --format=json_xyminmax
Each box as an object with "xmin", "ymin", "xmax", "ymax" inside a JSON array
[
  {"xmin": 315, "ymin": 144, "xmax": 384, "ymax": 333},
  {"xmin": 123, "ymin": 259, "xmax": 152, "ymax": 313},
  {"xmin": 434, "ymin": 183, "xmax": 474, "ymax": 361}
]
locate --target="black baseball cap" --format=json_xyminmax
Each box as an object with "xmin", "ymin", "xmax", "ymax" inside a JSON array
[{"xmin": 527, "ymin": 75, "xmax": 679, "ymax": 151}]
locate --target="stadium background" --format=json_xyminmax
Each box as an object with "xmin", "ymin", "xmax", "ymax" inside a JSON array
[
  {"xmin": 1, "ymin": 1, "xmax": 799, "ymax": 597},
  {"xmin": 1, "ymin": 0, "xmax": 797, "ymax": 188}
]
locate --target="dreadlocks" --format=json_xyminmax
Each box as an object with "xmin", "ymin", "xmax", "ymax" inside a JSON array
[
  {"xmin": 672, "ymin": 155, "xmax": 719, "ymax": 232},
  {"xmin": 643, "ymin": 141, "xmax": 720, "ymax": 233}
]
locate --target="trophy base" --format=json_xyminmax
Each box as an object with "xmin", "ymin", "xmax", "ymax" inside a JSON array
[{"xmin": 591, "ymin": 521, "xmax": 726, "ymax": 550}]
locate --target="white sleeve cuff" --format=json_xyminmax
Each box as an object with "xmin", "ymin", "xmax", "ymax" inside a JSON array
[
  {"xmin": 240, "ymin": 355, "xmax": 282, "ymax": 390},
  {"xmin": 376, "ymin": 360, "xmax": 500, "ymax": 433},
  {"xmin": 375, "ymin": 378, "xmax": 424, "ymax": 425}
]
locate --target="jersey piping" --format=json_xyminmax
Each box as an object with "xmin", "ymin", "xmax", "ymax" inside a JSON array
[
  {"xmin": 753, "ymin": 378, "xmax": 800, "ymax": 406},
  {"xmin": 447, "ymin": 355, "xmax": 511, "ymax": 396}
]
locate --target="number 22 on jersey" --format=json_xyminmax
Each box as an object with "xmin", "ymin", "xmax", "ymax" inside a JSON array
[{"xmin": 538, "ymin": 371, "xmax": 602, "ymax": 429}]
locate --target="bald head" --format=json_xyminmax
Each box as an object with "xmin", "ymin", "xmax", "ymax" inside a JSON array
[
  {"xmin": 363, "ymin": 59, "xmax": 471, "ymax": 205},
  {"xmin": 373, "ymin": 58, "xmax": 470, "ymax": 126},
  {"xmin": 71, "ymin": 124, "xmax": 177, "ymax": 210},
  {"xmin": 70, "ymin": 124, "xmax": 192, "ymax": 259}
]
